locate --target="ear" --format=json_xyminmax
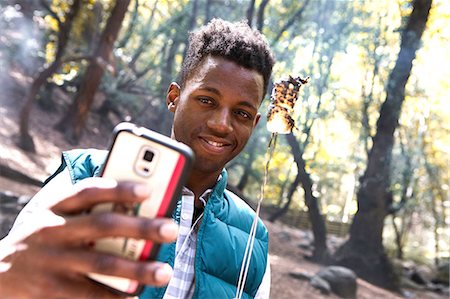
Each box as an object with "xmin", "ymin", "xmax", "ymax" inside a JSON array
[
  {"xmin": 166, "ymin": 82, "xmax": 181, "ymax": 113},
  {"xmin": 253, "ymin": 113, "xmax": 261, "ymax": 128}
]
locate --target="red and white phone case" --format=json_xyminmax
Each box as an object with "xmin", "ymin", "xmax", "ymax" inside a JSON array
[{"xmin": 87, "ymin": 123, "xmax": 193, "ymax": 295}]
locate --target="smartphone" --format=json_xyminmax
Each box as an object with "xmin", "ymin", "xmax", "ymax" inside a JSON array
[{"xmin": 87, "ymin": 122, "xmax": 194, "ymax": 296}]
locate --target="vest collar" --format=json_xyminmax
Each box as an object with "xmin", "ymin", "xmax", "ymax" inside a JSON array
[{"xmin": 210, "ymin": 169, "xmax": 228, "ymax": 200}]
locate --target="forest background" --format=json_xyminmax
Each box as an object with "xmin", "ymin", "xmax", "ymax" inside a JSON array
[{"xmin": 0, "ymin": 0, "xmax": 448, "ymax": 298}]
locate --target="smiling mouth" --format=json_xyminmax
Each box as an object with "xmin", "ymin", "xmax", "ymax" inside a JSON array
[
  {"xmin": 199, "ymin": 137, "xmax": 231, "ymax": 152},
  {"xmin": 206, "ymin": 140, "xmax": 225, "ymax": 147}
]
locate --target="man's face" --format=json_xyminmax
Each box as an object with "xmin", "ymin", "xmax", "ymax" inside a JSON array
[{"xmin": 167, "ymin": 56, "xmax": 264, "ymax": 177}]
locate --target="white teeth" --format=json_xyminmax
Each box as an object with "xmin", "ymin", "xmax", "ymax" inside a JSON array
[{"xmin": 206, "ymin": 140, "xmax": 224, "ymax": 147}]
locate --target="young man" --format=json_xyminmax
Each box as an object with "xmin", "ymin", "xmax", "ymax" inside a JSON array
[{"xmin": 0, "ymin": 18, "xmax": 275, "ymax": 298}]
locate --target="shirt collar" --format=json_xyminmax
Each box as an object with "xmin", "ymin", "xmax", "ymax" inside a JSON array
[{"xmin": 182, "ymin": 173, "xmax": 223, "ymax": 208}]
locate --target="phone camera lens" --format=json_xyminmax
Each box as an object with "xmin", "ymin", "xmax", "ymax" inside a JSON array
[{"xmin": 143, "ymin": 150, "xmax": 154, "ymax": 162}]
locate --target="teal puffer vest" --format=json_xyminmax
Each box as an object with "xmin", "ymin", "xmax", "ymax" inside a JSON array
[{"xmin": 50, "ymin": 149, "xmax": 269, "ymax": 299}]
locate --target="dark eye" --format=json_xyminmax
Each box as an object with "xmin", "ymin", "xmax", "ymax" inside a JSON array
[
  {"xmin": 236, "ymin": 110, "xmax": 252, "ymax": 119},
  {"xmin": 198, "ymin": 97, "xmax": 213, "ymax": 105}
]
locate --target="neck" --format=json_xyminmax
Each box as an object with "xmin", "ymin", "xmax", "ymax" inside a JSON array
[{"xmin": 186, "ymin": 169, "xmax": 222, "ymax": 207}]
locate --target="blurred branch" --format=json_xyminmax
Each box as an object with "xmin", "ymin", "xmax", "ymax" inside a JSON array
[
  {"xmin": 39, "ymin": 0, "xmax": 62, "ymax": 26},
  {"xmin": 61, "ymin": 55, "xmax": 93, "ymax": 64},
  {"xmin": 117, "ymin": 0, "xmax": 139, "ymax": 49},
  {"xmin": 19, "ymin": 0, "xmax": 82, "ymax": 152},
  {"xmin": 246, "ymin": 0, "xmax": 256, "ymax": 26},
  {"xmin": 256, "ymin": 0, "xmax": 270, "ymax": 32},
  {"xmin": 0, "ymin": 162, "xmax": 42, "ymax": 187},
  {"xmin": 128, "ymin": 0, "xmax": 161, "ymax": 70},
  {"xmin": 271, "ymin": 0, "xmax": 311, "ymax": 45}
]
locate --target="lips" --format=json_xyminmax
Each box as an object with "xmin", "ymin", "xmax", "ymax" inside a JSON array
[{"xmin": 198, "ymin": 136, "xmax": 232, "ymax": 154}]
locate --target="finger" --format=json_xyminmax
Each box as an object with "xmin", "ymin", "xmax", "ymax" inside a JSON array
[
  {"xmin": 46, "ymin": 275, "xmax": 125, "ymax": 299},
  {"xmin": 52, "ymin": 179, "xmax": 151, "ymax": 214},
  {"xmin": 0, "ymin": 257, "xmax": 123, "ymax": 299},
  {"xmin": 38, "ymin": 215, "xmax": 178, "ymax": 245},
  {"xmin": 56, "ymin": 249, "xmax": 173, "ymax": 287}
]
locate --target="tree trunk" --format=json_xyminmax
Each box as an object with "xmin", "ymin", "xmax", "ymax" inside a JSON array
[
  {"xmin": 391, "ymin": 215, "xmax": 404, "ymax": 260},
  {"xmin": 236, "ymin": 155, "xmax": 253, "ymax": 191},
  {"xmin": 188, "ymin": 0, "xmax": 199, "ymax": 31},
  {"xmin": 56, "ymin": 0, "xmax": 131, "ymax": 143},
  {"xmin": 18, "ymin": 0, "xmax": 81, "ymax": 151},
  {"xmin": 285, "ymin": 133, "xmax": 329, "ymax": 263},
  {"xmin": 361, "ymin": 53, "xmax": 381, "ymax": 157},
  {"xmin": 333, "ymin": 0, "xmax": 432, "ymax": 290},
  {"xmin": 204, "ymin": 0, "xmax": 213, "ymax": 24},
  {"xmin": 269, "ymin": 167, "xmax": 299, "ymax": 223},
  {"xmin": 246, "ymin": 0, "xmax": 256, "ymax": 27},
  {"xmin": 237, "ymin": 139, "xmax": 259, "ymax": 191},
  {"xmin": 275, "ymin": 162, "xmax": 294, "ymax": 207},
  {"xmin": 180, "ymin": 0, "xmax": 198, "ymax": 63},
  {"xmin": 424, "ymin": 158, "xmax": 443, "ymax": 266},
  {"xmin": 256, "ymin": 0, "xmax": 270, "ymax": 32},
  {"xmin": 159, "ymin": 37, "xmax": 182, "ymax": 134},
  {"xmin": 422, "ymin": 122, "xmax": 446, "ymax": 266}
]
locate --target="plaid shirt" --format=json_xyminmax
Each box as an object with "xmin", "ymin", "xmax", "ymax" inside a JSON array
[{"xmin": 163, "ymin": 187, "xmax": 209, "ymax": 299}]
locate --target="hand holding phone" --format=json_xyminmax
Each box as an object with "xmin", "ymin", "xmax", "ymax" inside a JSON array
[
  {"xmin": 0, "ymin": 177, "xmax": 178, "ymax": 299},
  {"xmin": 87, "ymin": 123, "xmax": 193, "ymax": 295}
]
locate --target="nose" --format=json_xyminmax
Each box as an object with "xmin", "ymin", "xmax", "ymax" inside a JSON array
[{"xmin": 206, "ymin": 108, "xmax": 233, "ymax": 135}]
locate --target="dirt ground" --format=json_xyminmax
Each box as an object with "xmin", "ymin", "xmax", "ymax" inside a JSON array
[{"xmin": 0, "ymin": 70, "xmax": 447, "ymax": 299}]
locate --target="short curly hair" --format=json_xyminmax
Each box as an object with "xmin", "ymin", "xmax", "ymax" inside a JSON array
[{"xmin": 180, "ymin": 18, "xmax": 275, "ymax": 97}]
